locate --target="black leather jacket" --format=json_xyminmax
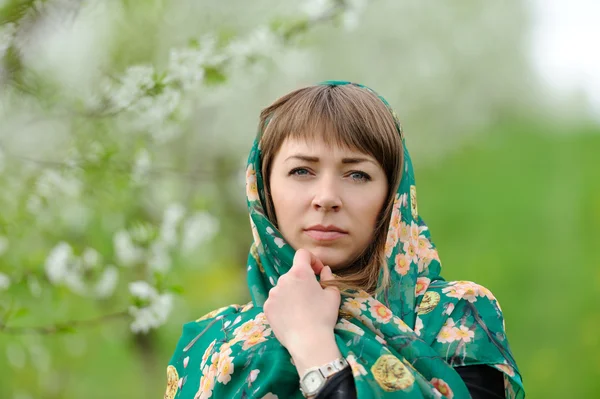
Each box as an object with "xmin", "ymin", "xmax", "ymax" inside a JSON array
[{"xmin": 315, "ymin": 365, "xmax": 505, "ymax": 399}]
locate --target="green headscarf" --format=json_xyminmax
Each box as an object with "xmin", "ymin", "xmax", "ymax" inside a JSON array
[{"xmin": 165, "ymin": 82, "xmax": 525, "ymax": 399}]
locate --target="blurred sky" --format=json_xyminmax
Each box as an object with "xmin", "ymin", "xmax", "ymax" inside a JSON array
[{"xmin": 529, "ymin": 0, "xmax": 600, "ymax": 116}]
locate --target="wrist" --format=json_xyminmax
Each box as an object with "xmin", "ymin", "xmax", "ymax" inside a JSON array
[
  {"xmin": 286, "ymin": 329, "xmax": 336, "ymax": 357},
  {"xmin": 287, "ymin": 331, "xmax": 341, "ymax": 378}
]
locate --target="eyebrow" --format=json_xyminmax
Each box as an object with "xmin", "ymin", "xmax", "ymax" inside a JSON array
[{"xmin": 285, "ymin": 154, "xmax": 376, "ymax": 165}]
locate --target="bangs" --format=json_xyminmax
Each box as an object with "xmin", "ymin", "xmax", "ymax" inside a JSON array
[{"xmin": 258, "ymin": 84, "xmax": 401, "ymax": 171}]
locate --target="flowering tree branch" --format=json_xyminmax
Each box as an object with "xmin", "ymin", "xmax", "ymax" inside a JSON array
[
  {"xmin": 0, "ymin": 0, "xmax": 369, "ymax": 340},
  {"xmin": 0, "ymin": 309, "xmax": 129, "ymax": 335},
  {"xmin": 1, "ymin": 146, "xmax": 229, "ymax": 182}
]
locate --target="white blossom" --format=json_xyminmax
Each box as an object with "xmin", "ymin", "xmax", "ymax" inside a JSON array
[
  {"xmin": 301, "ymin": 0, "xmax": 366, "ymax": 31},
  {"xmin": 150, "ymin": 122, "xmax": 182, "ymax": 144},
  {"xmin": 227, "ymin": 26, "xmax": 281, "ymax": 62},
  {"xmin": 148, "ymin": 241, "xmax": 171, "ymax": 273},
  {"xmin": 128, "ymin": 281, "xmax": 173, "ymax": 333},
  {"xmin": 0, "ymin": 272, "xmax": 10, "ymax": 291},
  {"xmin": 129, "ymin": 280, "xmax": 157, "ymax": 301},
  {"xmin": 301, "ymin": 0, "xmax": 333, "ymax": 19},
  {"xmin": 82, "ymin": 247, "xmax": 101, "ymax": 269},
  {"xmin": 166, "ymin": 47, "xmax": 206, "ymax": 90},
  {"xmin": 342, "ymin": 0, "xmax": 368, "ymax": 31},
  {"xmin": 43, "ymin": 243, "xmax": 92, "ymax": 295},
  {"xmin": 182, "ymin": 212, "xmax": 220, "ymax": 253},
  {"xmin": 107, "ymin": 64, "xmax": 183, "ymax": 142},
  {"xmin": 274, "ymin": 49, "xmax": 314, "ymax": 77},
  {"xmin": 61, "ymin": 259, "xmax": 86, "ymax": 295},
  {"xmin": 129, "ymin": 293, "xmax": 174, "ymax": 334},
  {"xmin": 36, "ymin": 170, "xmax": 82, "ymax": 199},
  {"xmin": 94, "ymin": 266, "xmax": 119, "ymax": 298},
  {"xmin": 130, "ymin": 88, "xmax": 181, "ymax": 126},
  {"xmin": 26, "ymin": 195, "xmax": 43, "ymax": 214},
  {"xmin": 131, "ymin": 148, "xmax": 151, "ymax": 184},
  {"xmin": 59, "ymin": 202, "xmax": 90, "ymax": 231},
  {"xmin": 87, "ymin": 142, "xmax": 104, "ymax": 163},
  {"xmin": 44, "ymin": 242, "xmax": 73, "ymax": 285},
  {"xmin": 126, "ymin": 88, "xmax": 182, "ymax": 142},
  {"xmin": 64, "ymin": 147, "xmax": 80, "ymax": 168},
  {"xmin": 165, "ymin": 35, "xmax": 225, "ymax": 90},
  {"xmin": 159, "ymin": 203, "xmax": 186, "ymax": 247},
  {"xmin": 110, "ymin": 65, "xmax": 155, "ymax": 110},
  {"xmin": 36, "ymin": 170, "xmax": 81, "ymax": 199},
  {"xmin": 113, "ymin": 230, "xmax": 144, "ymax": 267},
  {"xmin": 342, "ymin": 11, "xmax": 360, "ymax": 30}
]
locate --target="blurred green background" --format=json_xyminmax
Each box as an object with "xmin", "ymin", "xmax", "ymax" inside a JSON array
[{"xmin": 0, "ymin": 1, "xmax": 598, "ymax": 398}]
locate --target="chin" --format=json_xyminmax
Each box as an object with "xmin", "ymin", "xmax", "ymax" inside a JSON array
[{"xmin": 308, "ymin": 247, "xmax": 350, "ymax": 269}]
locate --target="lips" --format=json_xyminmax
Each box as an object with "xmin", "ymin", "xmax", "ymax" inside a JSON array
[{"xmin": 304, "ymin": 225, "xmax": 348, "ymax": 241}]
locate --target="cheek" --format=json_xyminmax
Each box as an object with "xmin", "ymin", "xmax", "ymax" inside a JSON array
[
  {"xmin": 355, "ymin": 189, "xmax": 387, "ymax": 225},
  {"xmin": 270, "ymin": 182, "xmax": 306, "ymax": 223},
  {"xmin": 365, "ymin": 200, "xmax": 384, "ymax": 226}
]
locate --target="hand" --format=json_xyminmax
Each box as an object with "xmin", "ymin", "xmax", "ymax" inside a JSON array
[{"xmin": 264, "ymin": 249, "xmax": 341, "ymax": 373}]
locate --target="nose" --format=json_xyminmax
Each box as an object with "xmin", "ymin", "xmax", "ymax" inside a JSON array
[{"xmin": 311, "ymin": 175, "xmax": 342, "ymax": 212}]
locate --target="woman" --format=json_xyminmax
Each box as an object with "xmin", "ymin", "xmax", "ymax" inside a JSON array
[{"xmin": 164, "ymin": 81, "xmax": 525, "ymax": 399}]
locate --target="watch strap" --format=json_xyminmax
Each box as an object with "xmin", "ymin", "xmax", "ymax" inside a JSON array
[
  {"xmin": 300, "ymin": 357, "xmax": 349, "ymax": 398},
  {"xmin": 318, "ymin": 357, "xmax": 348, "ymax": 379}
]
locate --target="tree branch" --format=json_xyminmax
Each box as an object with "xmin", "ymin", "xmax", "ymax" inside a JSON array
[{"xmin": 0, "ymin": 309, "xmax": 129, "ymax": 335}]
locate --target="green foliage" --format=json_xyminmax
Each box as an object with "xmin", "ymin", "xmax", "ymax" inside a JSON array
[
  {"xmin": 0, "ymin": 0, "xmax": 38, "ymax": 25},
  {"xmin": 416, "ymin": 121, "xmax": 600, "ymax": 398}
]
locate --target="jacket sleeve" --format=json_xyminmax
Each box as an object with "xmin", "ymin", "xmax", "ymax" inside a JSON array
[
  {"xmin": 314, "ymin": 367, "xmax": 357, "ymax": 399},
  {"xmin": 314, "ymin": 365, "xmax": 505, "ymax": 399},
  {"xmin": 455, "ymin": 365, "xmax": 505, "ymax": 399}
]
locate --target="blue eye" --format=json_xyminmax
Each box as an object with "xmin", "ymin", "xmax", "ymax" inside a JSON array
[
  {"xmin": 288, "ymin": 168, "xmax": 371, "ymax": 182},
  {"xmin": 349, "ymin": 171, "xmax": 371, "ymax": 182},
  {"xmin": 289, "ymin": 168, "xmax": 310, "ymax": 176}
]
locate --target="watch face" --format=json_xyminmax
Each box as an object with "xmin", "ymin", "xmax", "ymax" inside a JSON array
[{"xmin": 303, "ymin": 370, "xmax": 325, "ymax": 394}]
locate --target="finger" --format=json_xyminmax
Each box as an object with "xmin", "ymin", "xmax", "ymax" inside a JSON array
[
  {"xmin": 290, "ymin": 249, "xmax": 312, "ymax": 277},
  {"xmin": 319, "ymin": 266, "xmax": 335, "ymax": 282},
  {"xmin": 321, "ymin": 268, "xmax": 341, "ymax": 304},
  {"xmin": 292, "ymin": 249, "xmax": 325, "ymax": 276},
  {"xmin": 320, "ymin": 266, "xmax": 339, "ymax": 293}
]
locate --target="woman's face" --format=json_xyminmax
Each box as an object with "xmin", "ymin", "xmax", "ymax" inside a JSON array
[{"xmin": 269, "ymin": 137, "xmax": 388, "ymax": 270}]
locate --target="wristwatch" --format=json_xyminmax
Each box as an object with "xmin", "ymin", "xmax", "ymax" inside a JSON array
[{"xmin": 299, "ymin": 357, "xmax": 349, "ymax": 398}]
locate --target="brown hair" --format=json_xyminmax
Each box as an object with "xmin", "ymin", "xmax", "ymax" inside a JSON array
[{"xmin": 258, "ymin": 84, "xmax": 403, "ymax": 295}]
